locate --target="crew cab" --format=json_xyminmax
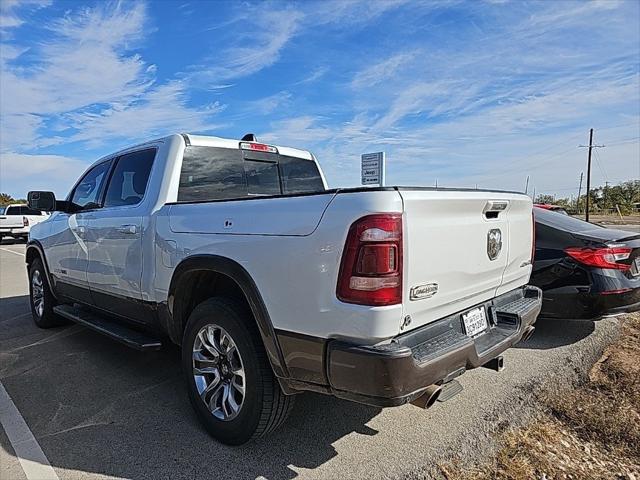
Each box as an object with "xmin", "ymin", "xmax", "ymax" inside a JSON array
[
  {"xmin": 26, "ymin": 133, "xmax": 541, "ymax": 445},
  {"xmin": 0, "ymin": 204, "xmax": 49, "ymax": 242}
]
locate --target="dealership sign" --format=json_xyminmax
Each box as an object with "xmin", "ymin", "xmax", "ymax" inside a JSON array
[{"xmin": 361, "ymin": 152, "xmax": 386, "ymax": 187}]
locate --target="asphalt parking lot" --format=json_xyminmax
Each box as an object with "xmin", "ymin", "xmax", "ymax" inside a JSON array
[{"xmin": 0, "ymin": 236, "xmax": 633, "ymax": 480}]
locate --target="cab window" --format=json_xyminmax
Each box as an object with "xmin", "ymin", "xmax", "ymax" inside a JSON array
[
  {"xmin": 103, "ymin": 149, "xmax": 156, "ymax": 207},
  {"xmin": 70, "ymin": 161, "xmax": 111, "ymax": 210}
]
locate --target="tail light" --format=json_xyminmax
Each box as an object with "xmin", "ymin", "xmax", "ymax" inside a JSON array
[
  {"xmin": 564, "ymin": 246, "xmax": 632, "ymax": 270},
  {"xmin": 531, "ymin": 212, "xmax": 536, "ymax": 262},
  {"xmin": 23, "ymin": 216, "xmax": 29, "ymax": 227},
  {"xmin": 337, "ymin": 214, "xmax": 403, "ymax": 306}
]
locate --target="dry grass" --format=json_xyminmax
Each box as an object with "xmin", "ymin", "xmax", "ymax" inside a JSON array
[{"xmin": 440, "ymin": 313, "xmax": 640, "ymax": 480}]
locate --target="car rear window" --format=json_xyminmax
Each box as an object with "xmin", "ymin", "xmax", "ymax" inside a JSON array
[
  {"xmin": 178, "ymin": 146, "xmax": 324, "ymax": 202},
  {"xmin": 3, "ymin": 206, "xmax": 40, "ymax": 215},
  {"xmin": 534, "ymin": 207, "xmax": 603, "ymax": 231}
]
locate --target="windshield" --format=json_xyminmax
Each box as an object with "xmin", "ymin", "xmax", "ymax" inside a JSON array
[{"xmin": 0, "ymin": 207, "xmax": 4, "ymax": 215}]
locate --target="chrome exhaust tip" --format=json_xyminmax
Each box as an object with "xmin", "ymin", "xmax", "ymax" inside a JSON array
[
  {"xmin": 410, "ymin": 384, "xmax": 442, "ymax": 409},
  {"xmin": 521, "ymin": 326, "xmax": 535, "ymax": 343}
]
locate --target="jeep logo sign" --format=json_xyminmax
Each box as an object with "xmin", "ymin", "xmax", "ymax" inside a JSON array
[{"xmin": 487, "ymin": 229, "xmax": 502, "ymax": 260}]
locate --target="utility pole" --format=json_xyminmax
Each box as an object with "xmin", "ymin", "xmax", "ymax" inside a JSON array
[
  {"xmin": 577, "ymin": 172, "xmax": 583, "ymax": 213},
  {"xmin": 579, "ymin": 129, "xmax": 605, "ymax": 222},
  {"xmin": 524, "ymin": 175, "xmax": 529, "ymax": 195},
  {"xmin": 532, "ymin": 187, "xmax": 536, "ymax": 203},
  {"xmin": 585, "ymin": 128, "xmax": 593, "ymax": 222}
]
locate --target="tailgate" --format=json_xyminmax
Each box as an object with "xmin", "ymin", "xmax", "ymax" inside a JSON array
[
  {"xmin": 400, "ymin": 189, "xmax": 533, "ymax": 330},
  {"xmin": 0, "ymin": 216, "xmax": 23, "ymax": 228}
]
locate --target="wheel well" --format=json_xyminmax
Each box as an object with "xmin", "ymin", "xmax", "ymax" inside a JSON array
[
  {"xmin": 26, "ymin": 246, "xmax": 41, "ymax": 267},
  {"xmin": 172, "ymin": 270, "xmax": 252, "ymax": 341}
]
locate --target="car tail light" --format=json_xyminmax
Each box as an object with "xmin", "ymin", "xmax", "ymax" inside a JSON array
[
  {"xmin": 564, "ymin": 246, "xmax": 632, "ymax": 270},
  {"xmin": 337, "ymin": 214, "xmax": 403, "ymax": 306},
  {"xmin": 23, "ymin": 216, "xmax": 29, "ymax": 227}
]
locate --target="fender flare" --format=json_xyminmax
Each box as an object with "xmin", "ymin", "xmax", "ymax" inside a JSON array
[{"xmin": 167, "ymin": 254, "xmax": 288, "ymax": 378}]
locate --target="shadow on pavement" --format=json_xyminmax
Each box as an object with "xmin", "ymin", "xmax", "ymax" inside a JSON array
[
  {"xmin": 0, "ymin": 294, "xmax": 382, "ymax": 479},
  {"xmin": 514, "ymin": 317, "xmax": 595, "ymax": 350},
  {"xmin": 0, "ymin": 237, "xmax": 27, "ymax": 245}
]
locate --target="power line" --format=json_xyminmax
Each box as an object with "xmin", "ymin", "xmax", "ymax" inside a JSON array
[
  {"xmin": 603, "ymin": 137, "xmax": 640, "ymax": 147},
  {"xmin": 593, "ymin": 148, "xmax": 609, "ymax": 184}
]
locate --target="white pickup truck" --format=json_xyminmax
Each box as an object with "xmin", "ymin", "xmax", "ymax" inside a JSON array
[
  {"xmin": 26, "ymin": 133, "xmax": 541, "ymax": 445},
  {"xmin": 0, "ymin": 204, "xmax": 49, "ymax": 243}
]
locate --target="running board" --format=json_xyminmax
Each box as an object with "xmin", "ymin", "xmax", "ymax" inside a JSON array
[{"xmin": 53, "ymin": 304, "xmax": 162, "ymax": 351}]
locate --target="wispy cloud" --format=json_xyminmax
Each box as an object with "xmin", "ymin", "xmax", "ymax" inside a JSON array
[
  {"xmin": 351, "ymin": 52, "xmax": 417, "ymax": 90},
  {"xmin": 188, "ymin": 7, "xmax": 304, "ymax": 85},
  {"xmin": 246, "ymin": 91, "xmax": 292, "ymax": 115},
  {"xmin": 0, "ymin": 0, "xmax": 50, "ymax": 30},
  {"xmin": 0, "ymin": 1, "xmax": 228, "ymax": 151}
]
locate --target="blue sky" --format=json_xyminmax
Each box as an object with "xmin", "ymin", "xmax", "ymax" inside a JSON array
[{"xmin": 1, "ymin": 0, "xmax": 639, "ymax": 199}]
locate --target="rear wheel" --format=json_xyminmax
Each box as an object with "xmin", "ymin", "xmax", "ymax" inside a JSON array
[
  {"xmin": 182, "ymin": 297, "xmax": 294, "ymax": 445},
  {"xmin": 29, "ymin": 258, "xmax": 64, "ymax": 328}
]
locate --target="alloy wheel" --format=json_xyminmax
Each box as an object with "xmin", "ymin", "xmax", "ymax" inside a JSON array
[
  {"xmin": 31, "ymin": 270, "xmax": 45, "ymax": 318},
  {"xmin": 192, "ymin": 324, "xmax": 246, "ymax": 421}
]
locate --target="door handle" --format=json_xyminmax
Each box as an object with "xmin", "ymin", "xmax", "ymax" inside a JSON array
[
  {"xmin": 75, "ymin": 225, "xmax": 86, "ymax": 237},
  {"xmin": 117, "ymin": 224, "xmax": 137, "ymax": 235}
]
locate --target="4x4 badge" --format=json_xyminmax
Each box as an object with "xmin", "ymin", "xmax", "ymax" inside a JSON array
[{"xmin": 487, "ymin": 228, "xmax": 502, "ymax": 260}]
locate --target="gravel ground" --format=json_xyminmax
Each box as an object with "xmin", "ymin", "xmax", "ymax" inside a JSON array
[{"xmin": 0, "ymin": 241, "xmax": 621, "ymax": 480}]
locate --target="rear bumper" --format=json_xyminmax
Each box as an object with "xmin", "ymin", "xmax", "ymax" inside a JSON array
[
  {"xmin": 0, "ymin": 227, "xmax": 28, "ymax": 235},
  {"xmin": 540, "ymin": 287, "xmax": 640, "ymax": 321},
  {"xmin": 326, "ymin": 285, "xmax": 542, "ymax": 407}
]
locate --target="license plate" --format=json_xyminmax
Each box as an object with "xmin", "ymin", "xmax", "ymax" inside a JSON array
[
  {"xmin": 462, "ymin": 307, "xmax": 488, "ymax": 337},
  {"xmin": 633, "ymin": 257, "xmax": 640, "ymax": 276}
]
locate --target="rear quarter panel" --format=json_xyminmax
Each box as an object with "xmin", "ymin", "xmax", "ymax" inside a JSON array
[{"xmin": 154, "ymin": 190, "xmax": 405, "ymax": 343}]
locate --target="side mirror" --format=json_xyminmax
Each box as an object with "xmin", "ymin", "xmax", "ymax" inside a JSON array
[{"xmin": 27, "ymin": 191, "xmax": 57, "ymax": 212}]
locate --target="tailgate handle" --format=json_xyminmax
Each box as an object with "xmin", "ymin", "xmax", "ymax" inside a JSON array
[{"xmin": 483, "ymin": 201, "xmax": 509, "ymax": 219}]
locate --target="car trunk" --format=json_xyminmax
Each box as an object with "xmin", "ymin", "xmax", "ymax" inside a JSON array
[{"xmin": 399, "ymin": 189, "xmax": 534, "ymax": 331}]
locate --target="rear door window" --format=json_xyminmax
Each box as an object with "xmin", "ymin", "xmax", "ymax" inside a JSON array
[{"xmin": 103, "ymin": 149, "xmax": 156, "ymax": 207}]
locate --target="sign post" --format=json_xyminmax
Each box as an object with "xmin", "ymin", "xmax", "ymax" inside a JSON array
[{"xmin": 361, "ymin": 152, "xmax": 386, "ymax": 187}]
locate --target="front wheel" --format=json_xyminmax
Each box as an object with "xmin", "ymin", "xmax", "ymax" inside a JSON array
[
  {"xmin": 182, "ymin": 297, "xmax": 294, "ymax": 445},
  {"xmin": 29, "ymin": 258, "xmax": 64, "ymax": 328}
]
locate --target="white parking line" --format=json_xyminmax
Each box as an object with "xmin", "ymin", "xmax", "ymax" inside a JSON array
[
  {"xmin": 0, "ymin": 382, "xmax": 59, "ymax": 480},
  {"xmin": 0, "ymin": 247, "xmax": 25, "ymax": 257}
]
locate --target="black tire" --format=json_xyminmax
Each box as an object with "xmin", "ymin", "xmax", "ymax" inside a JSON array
[
  {"xmin": 28, "ymin": 258, "xmax": 64, "ymax": 328},
  {"xmin": 182, "ymin": 297, "xmax": 294, "ymax": 445}
]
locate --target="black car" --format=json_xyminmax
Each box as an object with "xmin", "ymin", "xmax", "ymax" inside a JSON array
[{"xmin": 531, "ymin": 207, "xmax": 640, "ymax": 320}]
